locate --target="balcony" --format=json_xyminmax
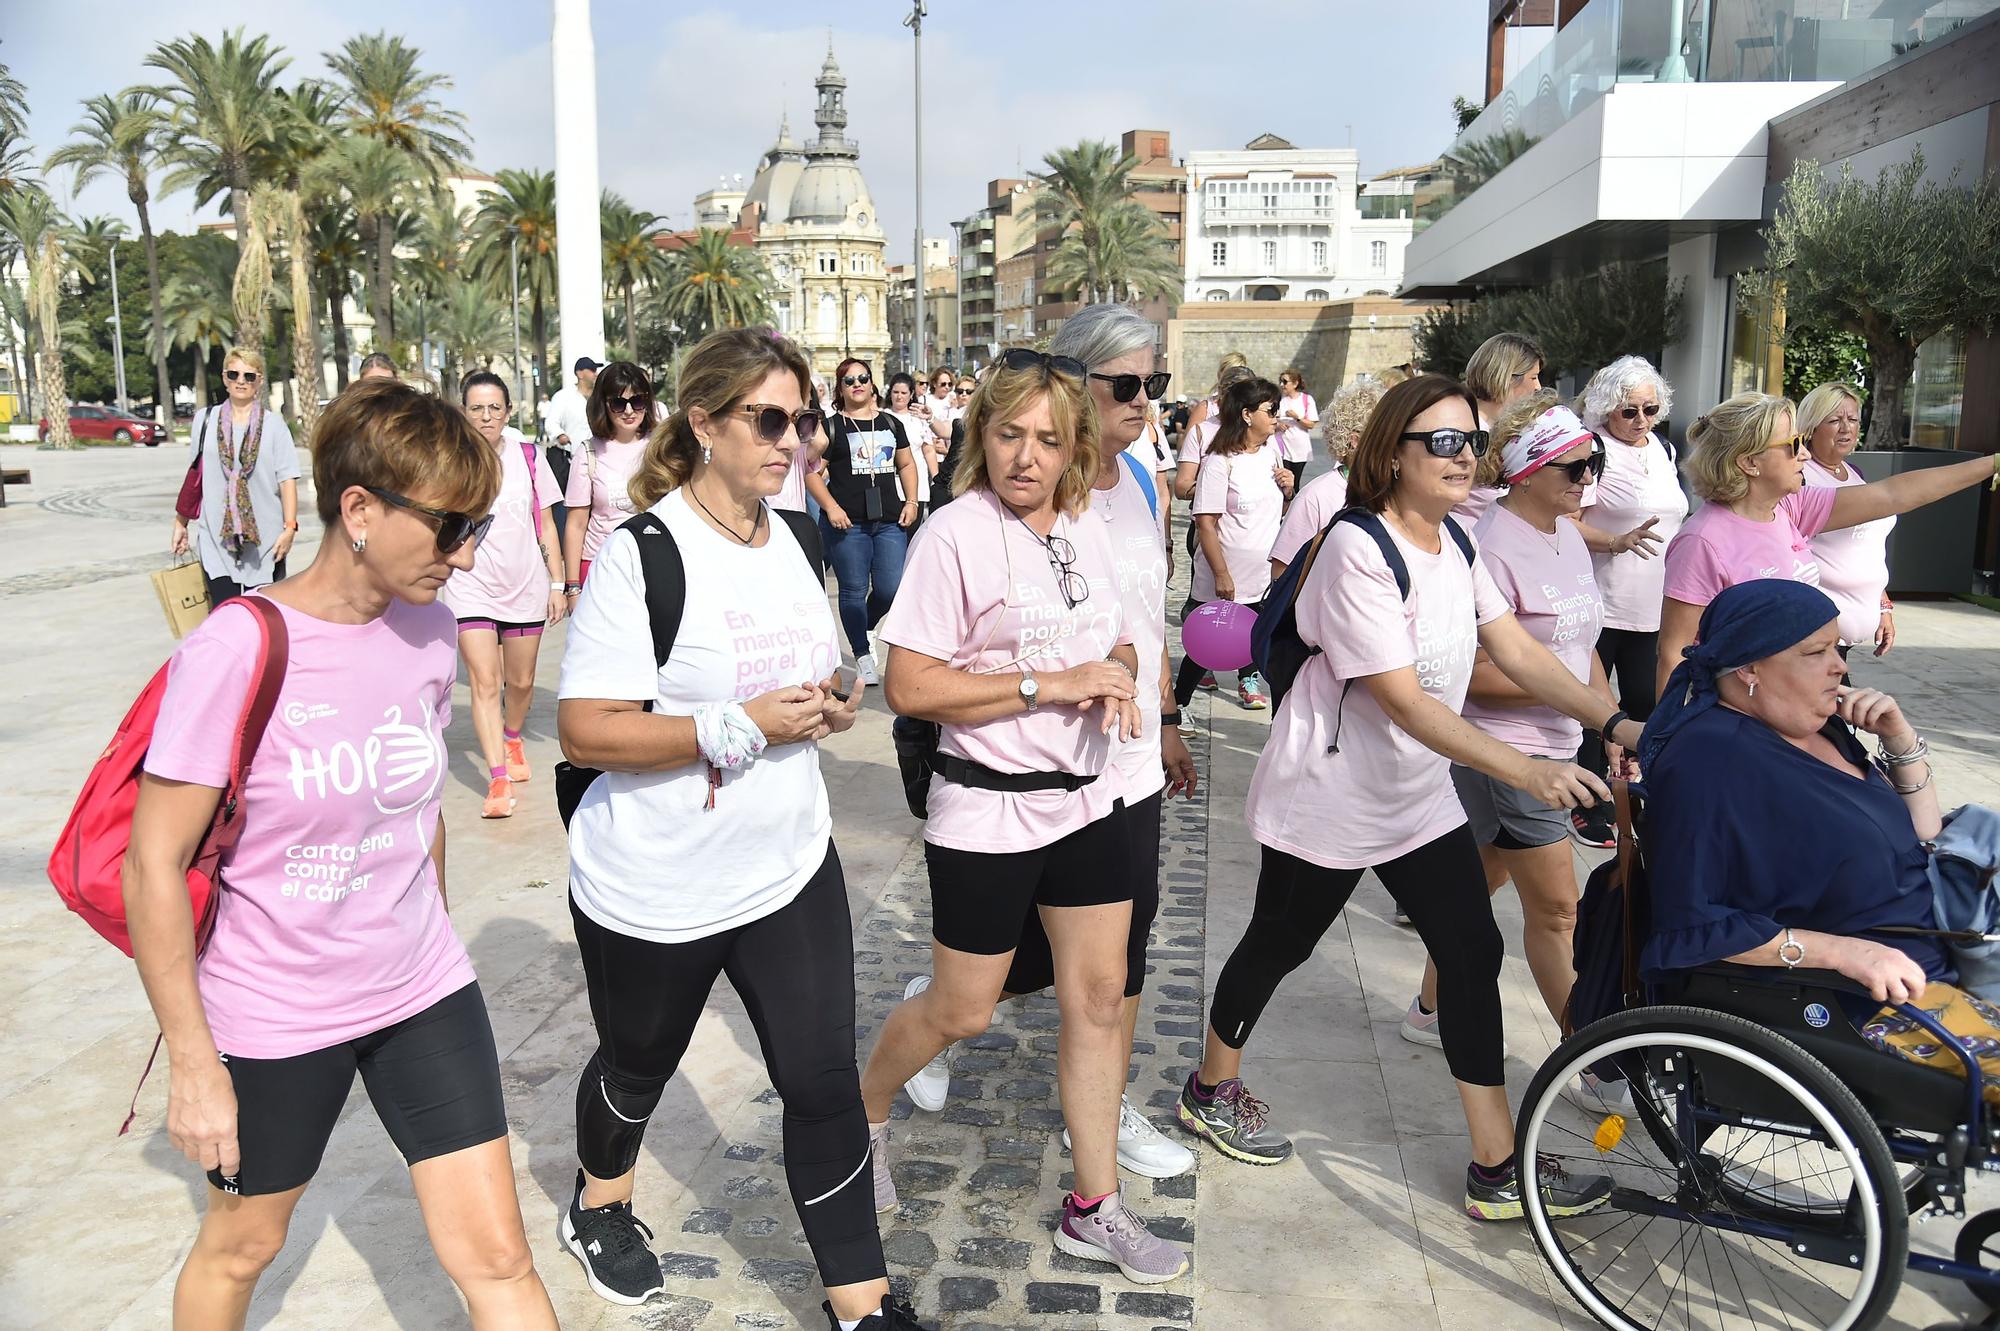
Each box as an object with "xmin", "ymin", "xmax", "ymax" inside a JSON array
[{"xmin": 1203, "ymin": 204, "xmax": 1340, "ymax": 226}]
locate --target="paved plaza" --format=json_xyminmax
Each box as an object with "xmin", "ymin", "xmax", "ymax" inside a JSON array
[{"xmin": 5, "ymin": 442, "xmax": 2000, "ymax": 1330}]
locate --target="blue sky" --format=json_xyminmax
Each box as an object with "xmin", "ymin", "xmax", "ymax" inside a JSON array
[{"xmin": 7, "ymin": 0, "xmax": 1487, "ymax": 265}]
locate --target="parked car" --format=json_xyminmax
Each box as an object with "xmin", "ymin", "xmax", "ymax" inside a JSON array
[{"xmin": 37, "ymin": 403, "xmax": 165, "ymax": 446}]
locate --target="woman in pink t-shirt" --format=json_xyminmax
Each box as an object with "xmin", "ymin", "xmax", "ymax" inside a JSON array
[
  {"xmin": 1275, "ymin": 367, "xmax": 1317, "ymax": 493},
  {"xmin": 561, "ymin": 360, "xmax": 654, "ymax": 590},
  {"xmin": 444, "ymin": 371, "xmax": 566, "ymax": 820},
  {"xmin": 860, "ymin": 351, "xmax": 1190, "ymax": 1283},
  {"xmin": 1658, "ymin": 390, "xmax": 1998, "ymax": 698},
  {"xmin": 1798, "ymin": 381, "xmax": 1897, "ymax": 658},
  {"xmin": 126, "ymin": 380, "xmax": 559, "ymax": 1329},
  {"xmin": 1183, "ymin": 375, "xmax": 1644, "ymax": 1218}
]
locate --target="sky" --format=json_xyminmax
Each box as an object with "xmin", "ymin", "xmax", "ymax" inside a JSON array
[{"xmin": 6, "ymin": 0, "xmax": 1489, "ymax": 267}]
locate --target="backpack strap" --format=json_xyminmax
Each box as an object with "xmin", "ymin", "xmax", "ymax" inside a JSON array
[
  {"xmin": 1118, "ymin": 450, "xmax": 1160, "ymax": 520},
  {"xmin": 775, "ymin": 506, "xmax": 828, "ymax": 584},
  {"xmin": 1441, "ymin": 514, "xmax": 1477, "ymax": 569},
  {"xmin": 519, "ymin": 439, "xmax": 541, "ymax": 515},
  {"xmin": 619, "ymin": 512, "xmax": 686, "ymax": 669},
  {"xmin": 1334, "ymin": 508, "xmax": 1414, "ymax": 600},
  {"xmin": 195, "ymin": 595, "xmax": 291, "ymax": 946}
]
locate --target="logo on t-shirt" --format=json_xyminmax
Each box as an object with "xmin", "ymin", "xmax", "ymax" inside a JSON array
[
  {"xmin": 283, "ymin": 701, "xmax": 340, "ymax": 726},
  {"xmin": 847, "ymin": 429, "xmax": 897, "ymax": 477}
]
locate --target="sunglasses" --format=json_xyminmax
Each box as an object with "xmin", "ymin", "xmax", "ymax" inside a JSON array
[
  {"xmin": 1544, "ymin": 448, "xmax": 1607, "ymax": 484},
  {"xmin": 956, "ymin": 384, "xmax": 976, "ymax": 394},
  {"xmin": 734, "ymin": 403, "xmax": 824, "ymax": 446},
  {"xmin": 608, "ymin": 393, "xmax": 651, "ymax": 415},
  {"xmin": 1000, "ymin": 348, "xmax": 1086, "ymax": 379},
  {"xmin": 1618, "ymin": 403, "xmax": 1663, "ymax": 421},
  {"xmin": 1770, "ymin": 434, "xmax": 1810, "ymax": 457},
  {"xmin": 1089, "ymin": 371, "xmax": 1172, "ymax": 403},
  {"xmin": 366, "ymin": 486, "xmax": 494, "ymax": 555},
  {"xmin": 841, "ymin": 372, "xmax": 872, "ymax": 387},
  {"xmin": 1399, "ymin": 427, "xmax": 1490, "ymax": 459},
  {"xmin": 224, "ymin": 369, "xmax": 260, "ymax": 384}
]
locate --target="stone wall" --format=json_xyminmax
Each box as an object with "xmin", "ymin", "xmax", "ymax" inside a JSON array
[{"xmin": 1164, "ymin": 298, "xmax": 1440, "ymax": 399}]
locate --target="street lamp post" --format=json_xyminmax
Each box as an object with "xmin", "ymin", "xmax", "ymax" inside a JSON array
[
  {"xmin": 904, "ymin": 2, "xmax": 927, "ymax": 376},
  {"xmin": 509, "ymin": 232, "xmax": 525, "ymax": 421},
  {"xmin": 107, "ymin": 237, "xmax": 128, "ymax": 414}
]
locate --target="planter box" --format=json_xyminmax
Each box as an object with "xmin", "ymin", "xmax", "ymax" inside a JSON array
[{"xmin": 1850, "ymin": 448, "xmax": 1982, "ymax": 596}]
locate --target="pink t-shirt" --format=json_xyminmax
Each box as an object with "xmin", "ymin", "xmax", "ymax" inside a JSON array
[
  {"xmin": 1245, "ymin": 518, "xmax": 1510, "ymax": 869},
  {"xmin": 142, "ymin": 596, "xmax": 474, "ymax": 1059},
  {"xmin": 1270, "ymin": 468, "xmax": 1349, "ymax": 569},
  {"xmin": 1092, "ymin": 460, "xmax": 1168, "ymax": 801},
  {"xmin": 1461, "ymin": 505, "xmax": 1603, "ymax": 757},
  {"xmin": 1578, "ymin": 433, "xmax": 1687, "ymax": 632},
  {"xmin": 876, "ymin": 487, "xmax": 1130, "ymax": 853},
  {"xmin": 442, "ymin": 430, "xmax": 561, "ymax": 623},
  {"xmin": 1803, "ymin": 458, "xmax": 1894, "ymax": 645},
  {"xmin": 1191, "ymin": 441, "xmax": 1285, "ymax": 604},
  {"xmin": 1661, "ymin": 485, "xmax": 1838, "ymax": 609},
  {"xmin": 564, "ymin": 436, "xmax": 648, "ymax": 563},
  {"xmin": 1452, "ymin": 484, "xmax": 1505, "ymax": 527},
  {"xmin": 1177, "ymin": 397, "xmax": 1221, "ymax": 464},
  {"xmin": 1276, "ymin": 392, "xmax": 1317, "ymax": 464}
]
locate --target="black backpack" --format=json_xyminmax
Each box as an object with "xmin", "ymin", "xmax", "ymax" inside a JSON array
[
  {"xmin": 1250, "ymin": 506, "xmax": 1476, "ymax": 711},
  {"xmin": 554, "ymin": 505, "xmax": 827, "ymax": 827}
]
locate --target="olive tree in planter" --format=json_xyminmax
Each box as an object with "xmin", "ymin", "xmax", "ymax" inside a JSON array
[{"xmin": 1757, "ymin": 148, "xmax": 2000, "ymax": 448}]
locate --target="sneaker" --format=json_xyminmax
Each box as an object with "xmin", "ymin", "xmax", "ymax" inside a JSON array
[
  {"xmin": 900, "ymin": 975, "xmax": 952, "ymax": 1113},
  {"xmin": 504, "ymin": 736, "xmax": 532, "ymax": 783},
  {"xmin": 1464, "ymin": 1153, "xmax": 1613, "ymax": 1222},
  {"xmin": 1238, "ymin": 673, "xmax": 1269, "ymax": 710},
  {"xmin": 822, "ymin": 1294, "xmax": 925, "ymax": 1330},
  {"xmin": 1198, "ymin": 671, "xmax": 1218, "ymax": 690},
  {"xmin": 481, "ymin": 775, "xmax": 516, "ymax": 819},
  {"xmin": 1176, "ymin": 1073, "xmax": 1293, "ymax": 1165},
  {"xmin": 1398, "ymin": 997, "xmax": 1508, "ymax": 1056},
  {"xmin": 869, "ymin": 1120, "xmax": 897, "ymax": 1214},
  {"xmin": 856, "ymin": 653, "xmax": 881, "ymax": 686},
  {"xmin": 1561, "ymin": 1070, "xmax": 1634, "ymax": 1116},
  {"xmin": 1064, "ymin": 1096, "xmax": 1196, "ymax": 1180},
  {"xmin": 559, "ymin": 1169, "xmax": 665, "ymax": 1305},
  {"xmin": 1053, "ymin": 1187, "xmax": 1189, "ymax": 1284},
  {"xmin": 1570, "ymin": 804, "xmax": 1616, "ymax": 849}
]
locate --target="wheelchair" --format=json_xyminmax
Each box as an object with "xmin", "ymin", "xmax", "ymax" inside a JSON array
[{"xmin": 1517, "ymin": 788, "xmax": 2000, "ymax": 1330}]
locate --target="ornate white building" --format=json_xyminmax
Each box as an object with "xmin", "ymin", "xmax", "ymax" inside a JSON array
[{"xmin": 743, "ymin": 47, "xmax": 891, "ymax": 377}]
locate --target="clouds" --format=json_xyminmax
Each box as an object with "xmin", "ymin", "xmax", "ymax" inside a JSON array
[{"xmin": 10, "ymin": 0, "xmax": 1485, "ymax": 263}]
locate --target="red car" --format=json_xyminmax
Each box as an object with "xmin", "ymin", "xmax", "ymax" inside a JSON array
[{"xmin": 38, "ymin": 403, "xmax": 165, "ymax": 446}]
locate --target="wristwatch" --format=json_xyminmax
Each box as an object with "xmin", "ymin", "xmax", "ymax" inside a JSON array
[{"xmin": 1018, "ymin": 670, "xmax": 1040, "ymax": 712}]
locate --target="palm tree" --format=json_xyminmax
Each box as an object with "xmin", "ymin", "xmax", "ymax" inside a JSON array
[
  {"xmin": 63, "ymin": 214, "xmax": 127, "ymax": 289},
  {"xmin": 47, "ymin": 90, "xmax": 176, "ymax": 424},
  {"xmin": 0, "ymin": 186, "xmax": 72, "ymax": 445},
  {"xmin": 325, "ymin": 32, "xmax": 469, "ymax": 350},
  {"xmin": 432, "ymin": 280, "xmax": 511, "ymax": 394},
  {"xmin": 335, "ymin": 135, "xmax": 417, "ymax": 360},
  {"xmin": 470, "ymin": 168, "xmax": 556, "ymax": 403},
  {"xmin": 145, "ymin": 30, "xmax": 289, "ymax": 260},
  {"xmin": 156, "ymin": 232, "xmax": 237, "ymax": 415},
  {"xmin": 309, "ymin": 203, "xmax": 365, "ymax": 391},
  {"xmin": 267, "ymin": 80, "xmax": 342, "ymax": 441},
  {"xmin": 1049, "ymin": 200, "xmax": 1178, "ymax": 305},
  {"xmin": 654, "ymin": 228, "xmax": 773, "ymax": 344},
  {"xmin": 0, "ymin": 60, "xmax": 32, "ymax": 198},
  {"xmin": 600, "ymin": 192, "xmax": 667, "ymax": 358},
  {"xmin": 1032, "ymin": 139, "xmax": 1150, "ymax": 304}
]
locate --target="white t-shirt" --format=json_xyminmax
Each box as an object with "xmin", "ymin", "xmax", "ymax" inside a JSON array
[
  {"xmin": 547, "ymin": 385, "xmax": 592, "ymax": 455},
  {"xmin": 1177, "ymin": 396, "xmax": 1221, "ymax": 464},
  {"xmin": 1190, "ymin": 440, "xmax": 1285, "ymax": 604},
  {"xmin": 1803, "ymin": 458, "xmax": 1894, "ymax": 645},
  {"xmin": 1125, "ymin": 419, "xmax": 1173, "ymax": 474},
  {"xmin": 1092, "ymin": 460, "xmax": 1168, "ymax": 801},
  {"xmin": 1579, "ymin": 433, "xmax": 1688, "ymax": 632},
  {"xmin": 558, "ymin": 490, "xmax": 841, "ymax": 942},
  {"xmin": 890, "ymin": 409, "xmax": 934, "ymax": 503},
  {"xmin": 1277, "ymin": 392, "xmax": 1317, "ymax": 464},
  {"xmin": 1461, "ymin": 504, "xmax": 1602, "ymax": 758}
]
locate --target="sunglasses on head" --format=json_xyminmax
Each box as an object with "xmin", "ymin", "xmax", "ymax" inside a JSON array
[
  {"xmin": 224, "ymin": 369, "xmax": 260, "ymax": 384},
  {"xmin": 841, "ymin": 372, "xmax": 872, "ymax": 387},
  {"xmin": 1000, "ymin": 348, "xmax": 1086, "ymax": 379},
  {"xmin": 1400, "ymin": 427, "xmax": 1490, "ymax": 459},
  {"xmin": 366, "ymin": 486, "xmax": 494, "ymax": 555},
  {"xmin": 608, "ymin": 393, "xmax": 651, "ymax": 414},
  {"xmin": 733, "ymin": 402, "xmax": 823, "ymax": 446},
  {"xmin": 1618, "ymin": 403, "xmax": 1662, "ymax": 421},
  {"xmin": 1088, "ymin": 370, "xmax": 1172, "ymax": 403}
]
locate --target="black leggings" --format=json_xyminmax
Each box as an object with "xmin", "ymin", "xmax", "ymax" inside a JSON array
[
  {"xmin": 1208, "ymin": 830, "xmax": 1505, "ymax": 1086},
  {"xmin": 1577, "ymin": 626, "xmax": 1659, "ymax": 780},
  {"xmin": 570, "ymin": 844, "xmax": 882, "ymax": 1288}
]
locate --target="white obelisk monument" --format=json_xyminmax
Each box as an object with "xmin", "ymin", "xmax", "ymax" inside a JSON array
[{"xmin": 552, "ymin": 0, "xmax": 605, "ymax": 380}]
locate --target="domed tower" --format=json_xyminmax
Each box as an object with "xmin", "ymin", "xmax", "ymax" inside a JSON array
[{"xmin": 752, "ymin": 43, "xmax": 889, "ymax": 376}]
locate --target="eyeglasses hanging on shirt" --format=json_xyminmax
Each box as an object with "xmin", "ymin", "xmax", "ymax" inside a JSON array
[{"xmin": 1013, "ymin": 512, "xmax": 1088, "ymax": 610}]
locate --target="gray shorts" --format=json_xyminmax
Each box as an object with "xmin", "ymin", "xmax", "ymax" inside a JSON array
[{"xmin": 1450, "ymin": 760, "xmax": 1572, "ymax": 851}]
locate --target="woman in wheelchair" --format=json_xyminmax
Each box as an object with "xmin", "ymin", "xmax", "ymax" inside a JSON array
[{"xmin": 1638, "ymin": 578, "xmax": 2000, "ymax": 1092}]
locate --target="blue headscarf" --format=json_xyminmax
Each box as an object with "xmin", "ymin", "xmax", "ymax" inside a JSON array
[{"xmin": 1639, "ymin": 579, "xmax": 1841, "ymax": 773}]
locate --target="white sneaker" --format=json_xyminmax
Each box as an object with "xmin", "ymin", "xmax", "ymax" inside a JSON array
[
  {"xmin": 856, "ymin": 653, "xmax": 881, "ymax": 686},
  {"xmin": 1063, "ymin": 1095, "xmax": 1196, "ymax": 1179},
  {"xmin": 1398, "ymin": 995, "xmax": 1508, "ymax": 1055},
  {"xmin": 901, "ymin": 975, "xmax": 952, "ymax": 1112},
  {"xmin": 1562, "ymin": 1070, "xmax": 1634, "ymax": 1116}
]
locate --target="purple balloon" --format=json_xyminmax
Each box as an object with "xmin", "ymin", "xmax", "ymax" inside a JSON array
[{"xmin": 1183, "ymin": 601, "xmax": 1256, "ymax": 671}]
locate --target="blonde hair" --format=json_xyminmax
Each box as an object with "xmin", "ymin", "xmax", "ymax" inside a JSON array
[
  {"xmin": 1796, "ymin": 381, "xmax": 1862, "ymax": 440},
  {"xmin": 1213, "ymin": 350, "xmax": 1249, "ymax": 392},
  {"xmin": 1463, "ymin": 332, "xmax": 1542, "ymax": 405},
  {"xmin": 1324, "ymin": 378, "xmax": 1385, "ymax": 465},
  {"xmin": 1684, "ymin": 391, "xmax": 1796, "ymax": 503},
  {"xmin": 1483, "ymin": 388, "xmax": 1560, "ymax": 487},
  {"xmin": 223, "ymin": 345, "xmax": 266, "ymax": 375},
  {"xmin": 950, "ymin": 361, "xmax": 1100, "ymax": 517},
  {"xmin": 311, "ymin": 379, "xmax": 499, "ymax": 526},
  {"xmin": 630, "ymin": 329, "xmax": 812, "ymax": 509}
]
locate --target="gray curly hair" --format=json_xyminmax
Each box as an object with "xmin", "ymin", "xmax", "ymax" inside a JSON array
[{"xmin": 1576, "ymin": 355, "xmax": 1674, "ymax": 430}]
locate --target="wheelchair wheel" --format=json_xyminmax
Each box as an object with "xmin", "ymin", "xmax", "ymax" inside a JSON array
[
  {"xmin": 1518, "ymin": 1006, "xmax": 1908, "ymax": 1331},
  {"xmin": 1955, "ymin": 1209, "xmax": 2000, "ymax": 1310}
]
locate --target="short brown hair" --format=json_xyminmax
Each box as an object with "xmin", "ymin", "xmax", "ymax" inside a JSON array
[
  {"xmin": 951, "ymin": 359, "xmax": 1099, "ymax": 517},
  {"xmin": 1346, "ymin": 373, "xmax": 1481, "ymax": 512},
  {"xmin": 311, "ymin": 379, "xmax": 500, "ymax": 526}
]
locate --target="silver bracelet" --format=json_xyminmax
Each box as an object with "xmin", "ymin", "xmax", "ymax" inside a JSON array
[
  {"xmin": 1879, "ymin": 734, "xmax": 1928, "ymax": 767},
  {"xmin": 1891, "ymin": 768, "xmax": 1934, "ymax": 796}
]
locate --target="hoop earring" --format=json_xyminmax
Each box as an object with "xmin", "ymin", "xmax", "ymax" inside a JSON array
[
  {"xmin": 1392, "ymin": 463, "xmax": 1401, "ymax": 478},
  {"xmin": 351, "ymin": 536, "xmax": 366, "ymax": 554}
]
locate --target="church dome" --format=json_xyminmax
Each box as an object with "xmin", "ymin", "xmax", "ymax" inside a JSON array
[
  {"xmin": 743, "ymin": 113, "xmax": 805, "ymax": 222},
  {"xmin": 781, "ymin": 44, "xmax": 877, "ymax": 228}
]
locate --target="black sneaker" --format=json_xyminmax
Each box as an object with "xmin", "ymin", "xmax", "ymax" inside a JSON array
[
  {"xmin": 1570, "ymin": 804, "xmax": 1617, "ymax": 850},
  {"xmin": 1464, "ymin": 1153, "xmax": 1612, "ymax": 1222},
  {"xmin": 560, "ymin": 1168, "xmax": 665, "ymax": 1305},
  {"xmin": 822, "ymin": 1293, "xmax": 929, "ymax": 1329}
]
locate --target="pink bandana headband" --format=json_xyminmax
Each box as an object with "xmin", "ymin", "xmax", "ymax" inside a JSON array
[{"xmin": 1503, "ymin": 405, "xmax": 1594, "ymax": 484}]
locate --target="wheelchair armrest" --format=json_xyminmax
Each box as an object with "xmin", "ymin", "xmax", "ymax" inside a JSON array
[{"xmin": 1689, "ymin": 961, "xmax": 1871, "ymax": 998}]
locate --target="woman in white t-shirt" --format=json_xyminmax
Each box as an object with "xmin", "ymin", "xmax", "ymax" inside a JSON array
[
  {"xmin": 859, "ymin": 350, "xmax": 1188, "ymax": 1285},
  {"xmin": 556, "ymin": 330, "xmax": 921, "ymax": 1331},
  {"xmin": 1275, "ymin": 366, "xmax": 1317, "ymax": 493},
  {"xmin": 1171, "ymin": 359, "xmax": 1254, "ymax": 501},
  {"xmin": 1182, "ymin": 375, "xmax": 1643, "ymax": 1220},
  {"xmin": 561, "ymin": 361, "xmax": 653, "ymax": 590},
  {"xmin": 886, "ymin": 372, "xmax": 938, "ymax": 515},
  {"xmin": 445, "ymin": 371, "xmax": 566, "ymax": 821},
  {"xmin": 1798, "ymin": 381, "xmax": 1896, "ymax": 661}
]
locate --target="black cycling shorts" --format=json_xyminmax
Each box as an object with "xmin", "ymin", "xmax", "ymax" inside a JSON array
[
  {"xmin": 925, "ymin": 802, "xmax": 1133, "ymax": 955},
  {"xmin": 1006, "ymin": 791, "xmax": 1163, "ymax": 998},
  {"xmin": 209, "ymin": 982, "xmax": 508, "ymax": 1197}
]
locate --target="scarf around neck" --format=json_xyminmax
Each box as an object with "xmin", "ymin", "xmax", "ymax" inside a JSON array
[{"xmin": 217, "ymin": 397, "xmax": 266, "ymax": 554}]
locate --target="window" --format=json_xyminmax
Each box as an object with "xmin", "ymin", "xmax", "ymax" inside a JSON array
[
  {"xmin": 1262, "ymin": 192, "xmax": 1277, "ymax": 209},
  {"xmin": 1369, "ymin": 240, "xmax": 1388, "ymax": 274},
  {"xmin": 775, "ymin": 300, "xmax": 792, "ymax": 332},
  {"xmin": 1311, "ymin": 240, "xmax": 1327, "ymax": 270},
  {"xmin": 853, "ymin": 294, "xmax": 870, "ymax": 335},
  {"xmin": 1305, "ymin": 289, "xmax": 1330, "ymax": 301},
  {"xmin": 1261, "ymin": 240, "xmax": 1277, "ymax": 268},
  {"xmin": 1211, "ymin": 241, "xmax": 1227, "ymax": 267},
  {"xmin": 1206, "ymin": 290, "xmax": 1228, "ymax": 301},
  {"xmin": 817, "ymin": 291, "xmax": 837, "ymax": 333}
]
